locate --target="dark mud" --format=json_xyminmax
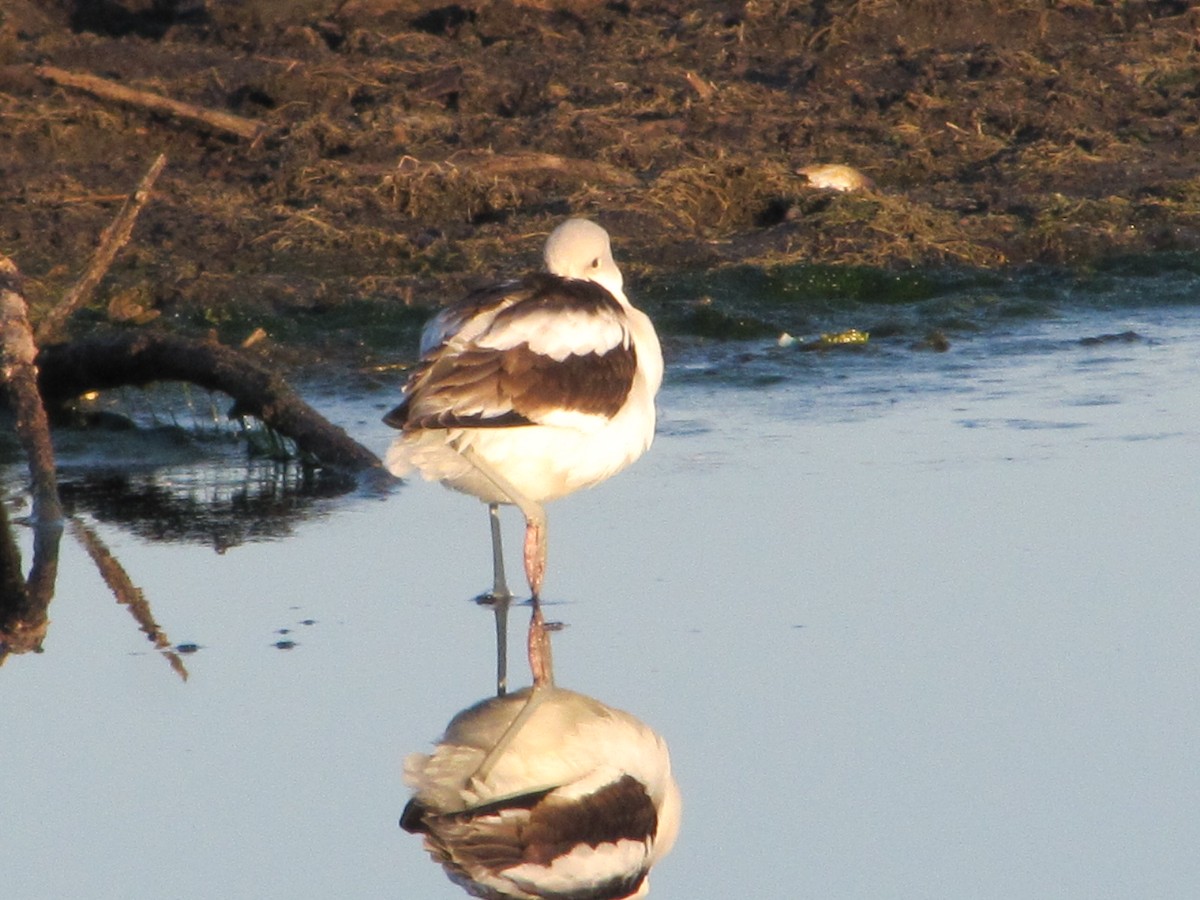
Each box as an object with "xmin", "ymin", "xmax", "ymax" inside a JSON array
[{"xmin": 2, "ymin": 0, "xmax": 1200, "ymax": 366}]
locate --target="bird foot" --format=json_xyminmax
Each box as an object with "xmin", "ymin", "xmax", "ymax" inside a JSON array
[{"xmin": 473, "ymin": 590, "xmax": 513, "ymax": 609}]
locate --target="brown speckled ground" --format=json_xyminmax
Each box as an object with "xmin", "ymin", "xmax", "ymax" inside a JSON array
[{"xmin": 3, "ymin": 0, "xmax": 1200, "ymax": 361}]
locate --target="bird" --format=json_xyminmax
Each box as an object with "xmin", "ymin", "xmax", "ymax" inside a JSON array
[
  {"xmin": 401, "ymin": 685, "xmax": 682, "ymax": 900},
  {"xmin": 383, "ymin": 218, "xmax": 663, "ymax": 693}
]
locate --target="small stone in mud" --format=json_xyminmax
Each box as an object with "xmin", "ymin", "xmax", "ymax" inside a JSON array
[
  {"xmin": 175, "ymin": 642, "xmax": 201, "ymax": 654},
  {"xmin": 273, "ymin": 640, "xmax": 297, "ymax": 650},
  {"xmin": 796, "ymin": 164, "xmax": 875, "ymax": 192},
  {"xmin": 1079, "ymin": 330, "xmax": 1142, "ymax": 346}
]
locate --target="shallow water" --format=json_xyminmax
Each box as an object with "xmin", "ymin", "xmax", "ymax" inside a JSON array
[{"xmin": 4, "ymin": 269, "xmax": 1200, "ymax": 899}]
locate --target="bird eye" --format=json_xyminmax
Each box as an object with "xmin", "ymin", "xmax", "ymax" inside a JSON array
[{"xmin": 590, "ymin": 257, "xmax": 601, "ymax": 269}]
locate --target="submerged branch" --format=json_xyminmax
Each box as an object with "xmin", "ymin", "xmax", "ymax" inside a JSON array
[{"xmin": 37, "ymin": 331, "xmax": 382, "ymax": 474}]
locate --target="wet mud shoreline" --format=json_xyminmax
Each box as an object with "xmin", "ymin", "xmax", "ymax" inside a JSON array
[{"xmin": 2, "ymin": 0, "xmax": 1199, "ymax": 364}]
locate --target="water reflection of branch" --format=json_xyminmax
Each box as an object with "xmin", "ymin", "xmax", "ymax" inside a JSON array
[
  {"xmin": 60, "ymin": 461, "xmax": 355, "ymax": 551},
  {"xmin": 69, "ymin": 518, "xmax": 189, "ymax": 682},
  {"xmin": 0, "ymin": 497, "xmax": 58, "ymax": 661},
  {"xmin": 1, "ymin": 255, "xmax": 66, "ymax": 663}
]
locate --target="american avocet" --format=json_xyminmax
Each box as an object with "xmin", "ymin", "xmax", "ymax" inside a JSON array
[
  {"xmin": 401, "ymin": 686, "xmax": 681, "ymax": 900},
  {"xmin": 383, "ymin": 218, "xmax": 663, "ymax": 692}
]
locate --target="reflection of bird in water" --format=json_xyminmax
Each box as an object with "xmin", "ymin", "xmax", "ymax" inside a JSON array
[
  {"xmin": 402, "ymin": 686, "xmax": 681, "ymax": 900},
  {"xmin": 383, "ymin": 218, "xmax": 663, "ymax": 693}
]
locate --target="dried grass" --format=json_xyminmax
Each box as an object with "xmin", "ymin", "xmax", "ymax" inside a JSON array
[
  {"xmin": 4, "ymin": 0, "xmax": 1200, "ymax": 337},
  {"xmin": 642, "ymin": 157, "xmax": 796, "ymax": 233}
]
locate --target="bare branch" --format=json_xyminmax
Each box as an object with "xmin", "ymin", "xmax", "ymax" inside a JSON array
[
  {"xmin": 35, "ymin": 153, "xmax": 168, "ymax": 345},
  {"xmin": 0, "ymin": 256, "xmax": 64, "ymax": 525},
  {"xmin": 34, "ymin": 65, "xmax": 266, "ymax": 141},
  {"xmin": 37, "ymin": 332, "xmax": 383, "ymax": 474}
]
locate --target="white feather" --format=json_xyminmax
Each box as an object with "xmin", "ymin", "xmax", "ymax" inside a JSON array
[
  {"xmin": 477, "ymin": 306, "xmax": 629, "ymax": 360},
  {"xmin": 385, "ymin": 218, "xmax": 662, "ymax": 507},
  {"xmin": 405, "ymin": 688, "xmax": 676, "ymax": 818},
  {"xmin": 404, "ymin": 688, "xmax": 680, "ymax": 900},
  {"xmin": 504, "ymin": 840, "xmax": 652, "ymax": 895}
]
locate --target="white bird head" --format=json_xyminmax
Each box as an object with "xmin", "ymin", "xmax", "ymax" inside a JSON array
[{"xmin": 543, "ymin": 218, "xmax": 626, "ymax": 302}]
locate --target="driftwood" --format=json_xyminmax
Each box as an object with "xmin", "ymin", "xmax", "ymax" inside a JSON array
[
  {"xmin": 37, "ymin": 331, "xmax": 382, "ymax": 473},
  {"xmin": 1, "ymin": 160, "xmax": 378, "ymax": 662},
  {"xmin": 36, "ymin": 153, "xmax": 167, "ymax": 344},
  {"xmin": 0, "ymin": 258, "xmax": 64, "ymax": 660},
  {"xmin": 34, "ymin": 65, "xmax": 266, "ymax": 142},
  {"xmin": 0, "ymin": 257, "xmax": 64, "ymax": 525}
]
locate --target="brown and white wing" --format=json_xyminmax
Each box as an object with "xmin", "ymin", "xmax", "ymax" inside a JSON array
[
  {"xmin": 417, "ymin": 279, "xmax": 522, "ymax": 357},
  {"xmin": 403, "ymin": 774, "xmax": 660, "ymax": 900},
  {"xmin": 384, "ymin": 273, "xmax": 637, "ymax": 432}
]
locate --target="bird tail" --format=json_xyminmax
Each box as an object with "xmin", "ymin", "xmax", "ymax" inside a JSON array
[{"xmin": 384, "ymin": 438, "xmax": 418, "ymax": 478}]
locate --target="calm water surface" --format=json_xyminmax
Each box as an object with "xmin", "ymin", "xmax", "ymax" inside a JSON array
[{"xmin": 4, "ymin": 270, "xmax": 1200, "ymax": 899}]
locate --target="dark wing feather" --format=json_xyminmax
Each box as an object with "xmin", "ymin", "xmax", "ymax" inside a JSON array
[
  {"xmin": 385, "ymin": 274, "xmax": 636, "ymax": 432},
  {"xmin": 409, "ymin": 776, "xmax": 657, "ymax": 900},
  {"xmin": 521, "ymin": 775, "xmax": 658, "ymax": 866}
]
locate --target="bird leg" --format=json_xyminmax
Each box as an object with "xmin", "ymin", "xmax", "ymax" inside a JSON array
[
  {"xmin": 528, "ymin": 601, "xmax": 555, "ymax": 688},
  {"xmin": 523, "ymin": 516, "xmax": 547, "ymax": 604},
  {"xmin": 487, "ymin": 502, "xmax": 511, "ymax": 601},
  {"xmin": 518, "ymin": 516, "xmax": 553, "ymax": 688},
  {"xmin": 468, "ymin": 611, "xmax": 555, "ymax": 785},
  {"xmin": 493, "ymin": 599, "xmax": 509, "ymax": 698},
  {"xmin": 457, "ymin": 446, "xmax": 554, "ymax": 690},
  {"xmin": 457, "ymin": 446, "xmax": 549, "ymax": 601},
  {"xmin": 486, "ymin": 503, "xmax": 510, "ymax": 697},
  {"xmin": 468, "ymin": 596, "xmax": 557, "ymax": 784},
  {"xmin": 469, "ymin": 686, "xmax": 551, "ymax": 786}
]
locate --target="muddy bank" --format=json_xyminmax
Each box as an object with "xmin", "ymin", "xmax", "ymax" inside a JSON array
[{"xmin": 2, "ymin": 0, "xmax": 1199, "ymax": 363}]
